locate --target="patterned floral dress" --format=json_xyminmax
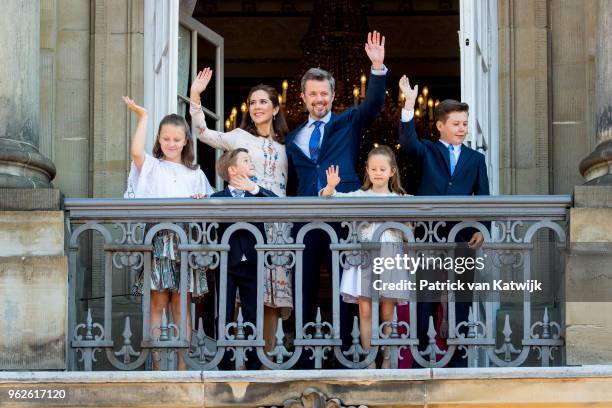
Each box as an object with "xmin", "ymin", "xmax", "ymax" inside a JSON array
[{"xmin": 191, "ymin": 103, "xmax": 293, "ymax": 317}]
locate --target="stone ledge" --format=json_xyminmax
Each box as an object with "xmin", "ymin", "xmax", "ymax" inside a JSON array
[
  {"xmin": 0, "ymin": 188, "xmax": 62, "ymax": 210},
  {"xmin": 0, "ymin": 211, "xmax": 65, "ymax": 256},
  {"xmin": 573, "ymin": 185, "xmax": 612, "ymax": 208},
  {"xmin": 0, "ymin": 256, "xmax": 68, "ymax": 370},
  {"xmin": 3, "ymin": 366, "xmax": 612, "ymax": 383},
  {"xmin": 569, "ymin": 208, "xmax": 612, "ymax": 242},
  {"xmin": 1, "ymin": 367, "xmax": 612, "ymax": 407}
]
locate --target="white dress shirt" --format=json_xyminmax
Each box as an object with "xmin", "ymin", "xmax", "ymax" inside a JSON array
[
  {"xmin": 437, "ymin": 139, "xmax": 462, "ymax": 163},
  {"xmin": 400, "ymin": 108, "xmax": 415, "ymax": 123},
  {"xmin": 228, "ymin": 184, "xmax": 260, "ymax": 197},
  {"xmin": 294, "ymin": 111, "xmax": 332, "ymax": 158}
]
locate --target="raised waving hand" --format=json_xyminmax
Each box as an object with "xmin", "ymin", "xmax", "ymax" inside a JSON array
[
  {"xmin": 365, "ymin": 31, "xmax": 385, "ymax": 70},
  {"xmin": 122, "ymin": 96, "xmax": 148, "ymax": 170},
  {"xmin": 190, "ymin": 67, "xmax": 213, "ymax": 104},
  {"xmin": 230, "ymin": 174, "xmax": 257, "ymax": 193},
  {"xmin": 321, "ymin": 165, "xmax": 341, "ymax": 197},
  {"xmin": 123, "ymin": 96, "xmax": 148, "ymax": 118},
  {"xmin": 399, "ymin": 75, "xmax": 419, "ymax": 110}
]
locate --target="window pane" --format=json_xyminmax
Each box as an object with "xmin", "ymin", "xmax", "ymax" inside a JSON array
[{"xmin": 177, "ymin": 25, "xmax": 191, "ymax": 116}]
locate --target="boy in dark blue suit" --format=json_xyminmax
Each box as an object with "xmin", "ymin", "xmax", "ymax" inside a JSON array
[
  {"xmin": 398, "ymin": 75, "xmax": 489, "ymax": 202},
  {"xmin": 211, "ymin": 148, "xmax": 276, "ymax": 369},
  {"xmin": 398, "ymin": 76, "xmax": 489, "ymax": 367}
]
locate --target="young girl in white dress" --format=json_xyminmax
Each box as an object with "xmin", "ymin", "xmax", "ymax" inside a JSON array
[
  {"xmin": 320, "ymin": 145, "xmax": 411, "ymax": 368},
  {"xmin": 122, "ymin": 96, "xmax": 214, "ymax": 370}
]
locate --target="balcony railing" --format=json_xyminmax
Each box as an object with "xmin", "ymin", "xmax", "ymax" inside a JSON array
[{"xmin": 65, "ymin": 195, "xmax": 570, "ymax": 371}]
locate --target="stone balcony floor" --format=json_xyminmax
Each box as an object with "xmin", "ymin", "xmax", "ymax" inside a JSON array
[{"xmin": 2, "ymin": 366, "xmax": 612, "ymax": 407}]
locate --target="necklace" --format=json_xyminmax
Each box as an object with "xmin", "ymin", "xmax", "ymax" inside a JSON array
[{"xmin": 256, "ymin": 129, "xmax": 274, "ymax": 139}]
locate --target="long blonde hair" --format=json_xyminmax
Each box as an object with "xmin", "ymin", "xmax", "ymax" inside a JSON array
[{"xmin": 361, "ymin": 145, "xmax": 406, "ymax": 194}]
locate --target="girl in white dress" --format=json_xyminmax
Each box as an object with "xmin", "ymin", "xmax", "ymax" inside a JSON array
[
  {"xmin": 189, "ymin": 68, "xmax": 293, "ymax": 358},
  {"xmin": 122, "ymin": 96, "xmax": 215, "ymax": 370},
  {"xmin": 320, "ymin": 145, "xmax": 411, "ymax": 368}
]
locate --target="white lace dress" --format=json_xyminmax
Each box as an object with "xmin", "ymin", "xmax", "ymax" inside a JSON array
[
  {"xmin": 325, "ymin": 188, "xmax": 412, "ymax": 304},
  {"xmin": 124, "ymin": 153, "xmax": 215, "ymax": 298}
]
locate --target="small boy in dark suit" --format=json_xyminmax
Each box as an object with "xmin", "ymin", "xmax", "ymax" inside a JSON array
[{"xmin": 211, "ymin": 148, "xmax": 276, "ymax": 369}]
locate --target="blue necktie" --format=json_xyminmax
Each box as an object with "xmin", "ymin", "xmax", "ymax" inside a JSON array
[
  {"xmin": 308, "ymin": 121, "xmax": 323, "ymax": 161},
  {"xmin": 232, "ymin": 189, "xmax": 245, "ymax": 198},
  {"xmin": 448, "ymin": 144, "xmax": 457, "ymax": 176}
]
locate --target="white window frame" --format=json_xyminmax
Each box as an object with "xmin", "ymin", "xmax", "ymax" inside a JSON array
[
  {"xmin": 459, "ymin": 0, "xmax": 500, "ymax": 367},
  {"xmin": 178, "ymin": 12, "xmax": 225, "ymax": 190},
  {"xmin": 144, "ymin": 3, "xmax": 224, "ymax": 191},
  {"xmin": 460, "ymin": 0, "xmax": 500, "ymax": 195},
  {"xmin": 144, "ymin": 0, "xmax": 179, "ymax": 153}
]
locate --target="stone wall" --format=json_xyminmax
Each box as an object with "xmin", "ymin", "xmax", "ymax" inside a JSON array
[
  {"xmin": 550, "ymin": 0, "xmax": 598, "ymax": 194},
  {"xmin": 40, "ymin": 0, "xmax": 90, "ymax": 197},
  {"xmin": 0, "ymin": 194, "xmax": 67, "ymax": 370},
  {"xmin": 498, "ymin": 0, "xmax": 598, "ymax": 195},
  {"xmin": 41, "ymin": 0, "xmax": 144, "ymax": 199},
  {"xmin": 91, "ymin": 0, "xmax": 144, "ymax": 199},
  {"xmin": 566, "ymin": 185, "xmax": 612, "ymax": 365},
  {"xmin": 498, "ymin": 0, "xmax": 550, "ymax": 195}
]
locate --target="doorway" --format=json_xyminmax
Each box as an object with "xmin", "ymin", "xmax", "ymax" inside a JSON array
[{"xmin": 190, "ymin": 0, "xmax": 464, "ymax": 194}]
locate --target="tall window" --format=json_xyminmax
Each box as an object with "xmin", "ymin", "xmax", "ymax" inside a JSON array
[{"xmin": 144, "ymin": 1, "xmax": 225, "ymax": 189}]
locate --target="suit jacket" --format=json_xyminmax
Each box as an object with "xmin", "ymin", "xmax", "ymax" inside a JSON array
[
  {"xmin": 286, "ymin": 72, "xmax": 387, "ymax": 196},
  {"xmin": 211, "ymin": 186, "xmax": 277, "ymax": 268},
  {"xmin": 399, "ymin": 119, "xmax": 489, "ymax": 196},
  {"xmin": 399, "ymin": 119, "xmax": 490, "ymax": 241}
]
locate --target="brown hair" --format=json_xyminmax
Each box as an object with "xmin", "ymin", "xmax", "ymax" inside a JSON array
[
  {"xmin": 300, "ymin": 68, "xmax": 336, "ymax": 93},
  {"xmin": 152, "ymin": 114, "xmax": 198, "ymax": 170},
  {"xmin": 215, "ymin": 148, "xmax": 249, "ymax": 182},
  {"xmin": 239, "ymin": 84, "xmax": 289, "ymax": 144},
  {"xmin": 361, "ymin": 145, "xmax": 406, "ymax": 194},
  {"xmin": 434, "ymin": 99, "xmax": 469, "ymax": 124}
]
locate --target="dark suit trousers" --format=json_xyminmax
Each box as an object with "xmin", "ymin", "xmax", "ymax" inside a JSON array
[
  {"xmin": 295, "ymin": 224, "xmax": 356, "ymax": 368},
  {"xmin": 217, "ymin": 262, "xmax": 259, "ymax": 370},
  {"xmin": 415, "ymin": 245, "xmax": 475, "ymax": 368}
]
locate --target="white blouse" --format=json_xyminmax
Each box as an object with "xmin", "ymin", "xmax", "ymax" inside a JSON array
[
  {"xmin": 124, "ymin": 153, "xmax": 215, "ymax": 198},
  {"xmin": 190, "ymin": 103, "xmax": 288, "ymax": 197}
]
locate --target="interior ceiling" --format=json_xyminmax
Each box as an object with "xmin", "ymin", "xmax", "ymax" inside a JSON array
[{"xmin": 193, "ymin": 0, "xmax": 460, "ymax": 101}]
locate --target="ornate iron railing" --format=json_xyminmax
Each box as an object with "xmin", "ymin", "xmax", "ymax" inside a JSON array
[{"xmin": 65, "ymin": 195, "xmax": 570, "ymax": 371}]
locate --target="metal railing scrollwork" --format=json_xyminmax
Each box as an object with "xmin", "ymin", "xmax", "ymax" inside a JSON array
[{"xmin": 65, "ymin": 195, "xmax": 570, "ymax": 371}]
